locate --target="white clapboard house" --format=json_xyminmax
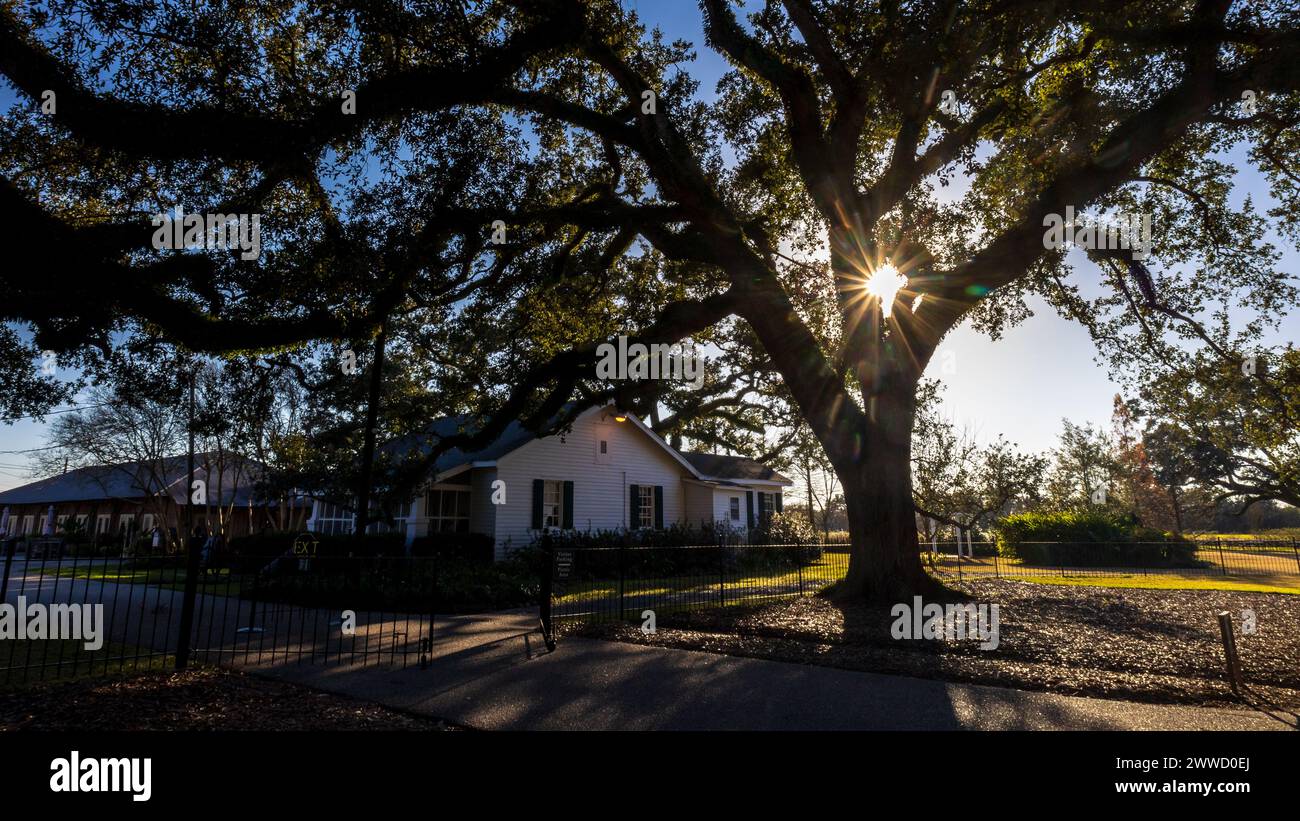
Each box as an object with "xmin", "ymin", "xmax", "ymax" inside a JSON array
[{"xmin": 305, "ymin": 405, "xmax": 792, "ymax": 560}]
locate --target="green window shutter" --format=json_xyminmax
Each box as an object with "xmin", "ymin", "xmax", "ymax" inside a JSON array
[
  {"xmin": 531, "ymin": 479, "xmax": 544, "ymax": 530},
  {"xmin": 629, "ymin": 484, "xmax": 640, "ymax": 529},
  {"xmin": 562, "ymin": 481, "xmax": 574, "ymax": 530},
  {"xmin": 775, "ymin": 493, "xmax": 783, "ymax": 513},
  {"xmin": 745, "ymin": 491, "xmax": 754, "ymax": 529},
  {"xmin": 653, "ymin": 485, "xmax": 664, "ymax": 529},
  {"xmin": 757, "ymin": 492, "xmax": 767, "ymax": 522}
]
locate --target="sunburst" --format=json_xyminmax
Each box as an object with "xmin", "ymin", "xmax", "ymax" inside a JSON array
[{"xmin": 863, "ymin": 261, "xmax": 908, "ymax": 318}]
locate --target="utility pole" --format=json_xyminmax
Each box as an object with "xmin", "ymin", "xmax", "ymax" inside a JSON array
[
  {"xmin": 354, "ymin": 321, "xmax": 388, "ymax": 540},
  {"xmin": 187, "ymin": 370, "xmax": 195, "ymax": 540}
]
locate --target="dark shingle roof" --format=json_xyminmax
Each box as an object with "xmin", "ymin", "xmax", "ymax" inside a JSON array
[
  {"xmin": 678, "ymin": 451, "xmax": 791, "ymax": 484},
  {"xmin": 379, "ymin": 414, "xmax": 553, "ymax": 475},
  {"xmin": 381, "ymin": 409, "xmax": 791, "ymax": 485},
  {"xmin": 0, "ymin": 454, "xmax": 267, "ymax": 506}
]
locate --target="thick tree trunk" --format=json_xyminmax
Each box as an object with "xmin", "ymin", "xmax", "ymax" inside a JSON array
[
  {"xmin": 828, "ymin": 379, "xmax": 947, "ymax": 601},
  {"xmin": 836, "ymin": 436, "xmax": 939, "ymax": 601}
]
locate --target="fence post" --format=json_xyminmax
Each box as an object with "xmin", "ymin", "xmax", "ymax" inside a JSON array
[
  {"xmin": 1216, "ymin": 538, "xmax": 1228, "ymax": 576},
  {"xmin": 992, "ymin": 544, "xmax": 1000, "ymax": 579},
  {"xmin": 797, "ymin": 541, "xmax": 805, "ymax": 596},
  {"xmin": 538, "ymin": 535, "xmax": 555, "ymax": 651},
  {"xmin": 956, "ymin": 534, "xmax": 963, "ymax": 581},
  {"xmin": 0, "ymin": 537, "xmax": 16, "ymax": 604},
  {"xmin": 1217, "ymin": 611, "xmax": 1243, "ymax": 695},
  {"xmin": 718, "ymin": 536, "xmax": 726, "ymax": 606},
  {"xmin": 426, "ymin": 551, "xmax": 439, "ymax": 664},
  {"xmin": 618, "ymin": 539, "xmax": 627, "ymax": 622},
  {"xmin": 1291, "ymin": 538, "xmax": 1300, "ymax": 574},
  {"xmin": 174, "ymin": 531, "xmax": 203, "ymax": 671}
]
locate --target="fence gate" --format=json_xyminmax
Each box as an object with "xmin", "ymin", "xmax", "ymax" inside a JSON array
[{"xmin": 537, "ymin": 539, "xmax": 565, "ymax": 651}]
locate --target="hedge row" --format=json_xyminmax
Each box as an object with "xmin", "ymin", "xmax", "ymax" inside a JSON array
[{"xmin": 991, "ymin": 510, "xmax": 1200, "ymax": 568}]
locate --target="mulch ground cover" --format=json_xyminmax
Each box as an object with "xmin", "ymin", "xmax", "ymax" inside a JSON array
[
  {"xmin": 0, "ymin": 667, "xmax": 458, "ymax": 731},
  {"xmin": 565, "ymin": 578, "xmax": 1300, "ymax": 708}
]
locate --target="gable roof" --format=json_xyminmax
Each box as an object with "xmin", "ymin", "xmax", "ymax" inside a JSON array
[
  {"xmin": 384, "ymin": 406, "xmax": 790, "ymax": 486},
  {"xmin": 380, "ymin": 413, "xmax": 561, "ymax": 478},
  {"xmin": 383, "ymin": 405, "xmax": 706, "ymax": 479},
  {"xmin": 0, "ymin": 454, "xmax": 269, "ymax": 506},
  {"xmin": 679, "ymin": 451, "xmax": 792, "ymax": 485}
]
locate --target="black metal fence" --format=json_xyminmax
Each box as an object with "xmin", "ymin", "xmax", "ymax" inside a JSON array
[
  {"xmin": 545, "ymin": 541, "xmax": 849, "ymax": 628},
  {"xmin": 7, "ymin": 532, "xmax": 1298, "ymax": 684},
  {"xmin": 0, "ymin": 538, "xmax": 439, "ymax": 687},
  {"xmin": 925, "ymin": 538, "xmax": 1300, "ymax": 581},
  {"xmin": 543, "ymin": 537, "xmax": 1300, "ymax": 629}
]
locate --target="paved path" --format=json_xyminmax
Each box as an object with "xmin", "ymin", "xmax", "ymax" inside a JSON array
[{"xmin": 256, "ymin": 613, "xmax": 1298, "ymax": 731}]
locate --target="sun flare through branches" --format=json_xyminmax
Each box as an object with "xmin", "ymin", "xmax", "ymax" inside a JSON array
[{"xmin": 863, "ymin": 261, "xmax": 908, "ymax": 319}]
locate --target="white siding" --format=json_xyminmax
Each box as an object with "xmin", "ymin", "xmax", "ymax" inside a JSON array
[
  {"xmin": 682, "ymin": 482, "xmax": 715, "ymax": 527},
  {"xmin": 713, "ymin": 488, "xmax": 746, "ymax": 528},
  {"xmin": 491, "ymin": 407, "xmax": 691, "ymax": 559}
]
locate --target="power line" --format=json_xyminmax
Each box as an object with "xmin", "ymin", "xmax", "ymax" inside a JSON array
[{"xmin": 0, "ymin": 402, "xmax": 108, "ymax": 424}]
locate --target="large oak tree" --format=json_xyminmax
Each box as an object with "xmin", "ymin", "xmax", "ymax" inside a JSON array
[{"xmin": 3, "ymin": 0, "xmax": 1298, "ymax": 600}]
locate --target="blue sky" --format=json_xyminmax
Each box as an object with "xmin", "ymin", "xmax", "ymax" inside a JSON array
[{"xmin": 0, "ymin": 1, "xmax": 1295, "ymax": 490}]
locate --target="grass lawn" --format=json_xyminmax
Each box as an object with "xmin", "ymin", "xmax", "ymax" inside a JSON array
[
  {"xmin": 555, "ymin": 555, "xmax": 848, "ymax": 603},
  {"xmin": 52, "ymin": 564, "xmax": 244, "ymax": 596},
  {"xmin": 1213, "ymin": 529, "xmax": 1300, "ymax": 541},
  {"xmin": 556, "ymin": 550, "xmax": 1298, "ymax": 610},
  {"xmin": 0, "ymin": 638, "xmax": 174, "ymax": 689}
]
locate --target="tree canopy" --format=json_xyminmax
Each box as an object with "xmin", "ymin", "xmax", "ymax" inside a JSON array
[{"xmin": 3, "ymin": 0, "xmax": 1297, "ymax": 599}]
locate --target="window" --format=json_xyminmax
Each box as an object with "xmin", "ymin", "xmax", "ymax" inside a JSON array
[
  {"xmin": 428, "ymin": 489, "xmax": 470, "ymax": 533},
  {"xmin": 394, "ymin": 500, "xmax": 410, "ymax": 533},
  {"xmin": 541, "ymin": 481, "xmax": 562, "ymax": 529},
  {"xmin": 760, "ymin": 492, "xmax": 777, "ymax": 523},
  {"xmin": 729, "ymin": 497, "xmax": 740, "ymax": 521},
  {"xmin": 140, "ymin": 514, "xmax": 155, "ymax": 533},
  {"xmin": 96, "ymin": 514, "xmax": 112, "ymax": 535},
  {"xmin": 119, "ymin": 514, "xmax": 135, "ymax": 534},
  {"xmin": 313, "ymin": 501, "xmax": 354, "ymax": 536},
  {"xmin": 367, "ymin": 500, "xmax": 412, "ymax": 534},
  {"xmin": 638, "ymin": 485, "xmax": 655, "ymax": 529},
  {"xmin": 20, "ymin": 515, "xmax": 33, "ymax": 535},
  {"xmin": 600, "ymin": 440, "xmax": 607, "ymax": 454}
]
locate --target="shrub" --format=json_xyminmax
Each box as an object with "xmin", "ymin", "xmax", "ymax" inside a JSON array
[
  {"xmin": 749, "ymin": 512, "xmax": 823, "ymax": 562},
  {"xmin": 533, "ymin": 521, "xmax": 743, "ymax": 550},
  {"xmin": 244, "ymin": 550, "xmax": 542, "ymax": 614},
  {"xmin": 750, "ymin": 511, "xmax": 818, "ymax": 544},
  {"xmin": 408, "ymin": 532, "xmax": 494, "ymax": 563},
  {"xmin": 992, "ymin": 510, "xmax": 1199, "ymax": 568},
  {"xmin": 228, "ymin": 530, "xmax": 404, "ymax": 560},
  {"xmin": 526, "ymin": 519, "xmax": 824, "ymax": 580}
]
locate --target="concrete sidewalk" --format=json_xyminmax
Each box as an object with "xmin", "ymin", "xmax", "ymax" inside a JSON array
[{"xmin": 255, "ymin": 613, "xmax": 1298, "ymax": 731}]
